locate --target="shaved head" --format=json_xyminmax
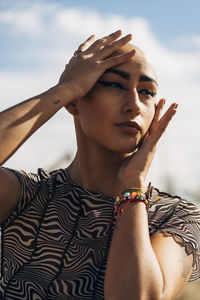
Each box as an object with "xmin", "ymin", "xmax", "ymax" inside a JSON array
[{"xmin": 109, "ymin": 43, "xmax": 157, "ymax": 83}]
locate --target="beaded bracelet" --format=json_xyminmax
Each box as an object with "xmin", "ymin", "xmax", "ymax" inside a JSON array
[
  {"xmin": 114, "ymin": 189, "xmax": 149, "ymax": 215},
  {"xmin": 110, "ymin": 183, "xmax": 161, "ymax": 225}
]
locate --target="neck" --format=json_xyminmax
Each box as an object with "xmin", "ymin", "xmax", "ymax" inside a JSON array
[{"xmin": 67, "ymin": 140, "xmax": 130, "ymax": 197}]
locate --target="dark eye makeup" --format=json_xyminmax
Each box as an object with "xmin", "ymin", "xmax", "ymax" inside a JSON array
[
  {"xmin": 138, "ymin": 89, "xmax": 157, "ymax": 97},
  {"xmin": 98, "ymin": 80, "xmax": 156, "ymax": 97},
  {"xmin": 98, "ymin": 80, "xmax": 127, "ymax": 90}
]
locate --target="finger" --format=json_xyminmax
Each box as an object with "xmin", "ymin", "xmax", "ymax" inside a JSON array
[
  {"xmin": 102, "ymin": 49, "xmax": 136, "ymax": 69},
  {"xmin": 98, "ymin": 33, "xmax": 133, "ymax": 59},
  {"xmin": 150, "ymin": 102, "xmax": 178, "ymax": 144},
  {"xmin": 77, "ymin": 34, "xmax": 96, "ymax": 52},
  {"xmin": 149, "ymin": 99, "xmax": 165, "ymax": 134},
  {"xmin": 85, "ymin": 30, "xmax": 122, "ymax": 53},
  {"xmin": 154, "ymin": 99, "xmax": 166, "ymax": 122}
]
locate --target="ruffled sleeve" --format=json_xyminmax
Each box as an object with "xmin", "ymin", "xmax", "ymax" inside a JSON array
[
  {"xmin": 148, "ymin": 188, "xmax": 200, "ymax": 281},
  {"xmin": 1, "ymin": 167, "xmax": 51, "ymax": 227}
]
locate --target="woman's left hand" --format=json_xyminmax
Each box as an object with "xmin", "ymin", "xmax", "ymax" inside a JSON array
[{"xmin": 118, "ymin": 99, "xmax": 178, "ymax": 190}]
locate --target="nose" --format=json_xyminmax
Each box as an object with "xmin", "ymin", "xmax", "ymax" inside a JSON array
[{"xmin": 122, "ymin": 88, "xmax": 141, "ymax": 115}]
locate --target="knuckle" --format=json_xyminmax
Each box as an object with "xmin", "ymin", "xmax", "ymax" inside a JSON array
[
  {"xmin": 108, "ymin": 43, "xmax": 117, "ymax": 51},
  {"xmin": 94, "ymin": 60, "xmax": 101, "ymax": 68},
  {"xmin": 98, "ymin": 38, "xmax": 106, "ymax": 44},
  {"xmin": 101, "ymin": 43, "xmax": 114, "ymax": 54}
]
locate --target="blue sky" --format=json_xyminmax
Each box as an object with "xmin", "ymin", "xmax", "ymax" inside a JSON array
[
  {"xmin": 0, "ymin": 0, "xmax": 200, "ymax": 198},
  {"xmin": 55, "ymin": 0, "xmax": 200, "ymax": 42},
  {"xmin": 1, "ymin": 0, "xmax": 200, "ymax": 70},
  {"xmin": 2, "ymin": 0, "xmax": 200, "ymax": 49},
  {"xmin": 1, "ymin": 1, "xmax": 200, "ymax": 64}
]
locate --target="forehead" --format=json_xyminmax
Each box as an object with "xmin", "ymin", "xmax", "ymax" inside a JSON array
[{"xmin": 113, "ymin": 44, "xmax": 157, "ymax": 82}]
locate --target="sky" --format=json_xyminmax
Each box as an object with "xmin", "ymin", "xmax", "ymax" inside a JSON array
[{"xmin": 0, "ymin": 0, "xmax": 200, "ymax": 200}]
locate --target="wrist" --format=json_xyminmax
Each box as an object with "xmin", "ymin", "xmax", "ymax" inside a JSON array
[
  {"xmin": 120, "ymin": 177, "xmax": 145, "ymax": 192},
  {"xmin": 56, "ymin": 82, "xmax": 77, "ymax": 105}
]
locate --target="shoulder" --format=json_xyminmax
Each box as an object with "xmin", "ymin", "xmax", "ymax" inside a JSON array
[
  {"xmin": 4, "ymin": 167, "xmax": 70, "ymax": 189},
  {"xmin": 0, "ymin": 167, "xmax": 21, "ymax": 223},
  {"xmin": 148, "ymin": 187, "xmax": 200, "ymax": 223},
  {"xmin": 0, "ymin": 167, "xmax": 72, "ymax": 225},
  {"xmin": 149, "ymin": 187, "xmax": 200, "ymax": 281}
]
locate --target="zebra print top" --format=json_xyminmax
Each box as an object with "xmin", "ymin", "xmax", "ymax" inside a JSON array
[{"xmin": 0, "ymin": 167, "xmax": 200, "ymax": 299}]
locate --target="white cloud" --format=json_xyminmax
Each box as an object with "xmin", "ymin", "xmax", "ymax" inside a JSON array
[
  {"xmin": 1, "ymin": 2, "xmax": 200, "ymax": 196},
  {"xmin": 0, "ymin": 8, "xmax": 42, "ymax": 35},
  {"xmin": 172, "ymin": 33, "xmax": 200, "ymax": 50}
]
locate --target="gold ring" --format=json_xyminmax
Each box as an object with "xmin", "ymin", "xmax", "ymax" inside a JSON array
[{"xmin": 74, "ymin": 50, "xmax": 82, "ymax": 56}]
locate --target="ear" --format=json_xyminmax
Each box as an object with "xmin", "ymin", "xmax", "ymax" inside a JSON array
[{"xmin": 65, "ymin": 100, "xmax": 78, "ymax": 115}]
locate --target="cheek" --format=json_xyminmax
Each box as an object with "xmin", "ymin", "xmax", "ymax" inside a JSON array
[{"xmin": 77, "ymin": 97, "xmax": 113, "ymax": 136}]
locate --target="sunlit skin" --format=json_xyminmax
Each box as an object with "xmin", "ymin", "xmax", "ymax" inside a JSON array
[
  {"xmin": 75, "ymin": 44, "xmax": 157, "ymax": 154},
  {"xmin": 0, "ymin": 31, "xmax": 193, "ymax": 300},
  {"xmin": 67, "ymin": 44, "xmax": 160, "ymax": 194}
]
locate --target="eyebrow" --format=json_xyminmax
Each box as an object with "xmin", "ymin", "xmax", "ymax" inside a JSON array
[
  {"xmin": 104, "ymin": 68, "xmax": 158, "ymax": 86},
  {"xmin": 104, "ymin": 68, "xmax": 131, "ymax": 80},
  {"xmin": 139, "ymin": 75, "xmax": 158, "ymax": 86}
]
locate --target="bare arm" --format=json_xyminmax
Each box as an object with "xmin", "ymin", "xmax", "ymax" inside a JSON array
[
  {"xmin": 0, "ymin": 78, "xmax": 75, "ymax": 224},
  {"xmin": 104, "ymin": 99, "xmax": 193, "ymax": 298},
  {"xmin": 0, "ymin": 85, "xmax": 73, "ymax": 165},
  {"xmin": 0, "ymin": 85, "xmax": 70, "ymax": 223},
  {"xmin": 0, "ymin": 30, "xmax": 135, "ymax": 223},
  {"xmin": 105, "ymin": 203, "xmax": 193, "ymax": 300},
  {"xmin": 0, "ymin": 31, "xmax": 134, "ymax": 166}
]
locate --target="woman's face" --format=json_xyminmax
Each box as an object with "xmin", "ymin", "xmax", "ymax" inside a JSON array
[{"xmin": 75, "ymin": 45, "xmax": 158, "ymax": 153}]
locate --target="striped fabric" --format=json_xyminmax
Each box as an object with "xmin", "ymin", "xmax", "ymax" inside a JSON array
[{"xmin": 0, "ymin": 168, "xmax": 200, "ymax": 299}]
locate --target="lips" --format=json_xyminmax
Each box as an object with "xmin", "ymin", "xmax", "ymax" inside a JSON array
[
  {"xmin": 115, "ymin": 120, "xmax": 142, "ymax": 135},
  {"xmin": 116, "ymin": 121, "xmax": 141, "ymax": 131}
]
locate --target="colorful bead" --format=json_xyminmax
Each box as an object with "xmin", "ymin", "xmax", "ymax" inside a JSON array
[
  {"xmin": 109, "ymin": 183, "xmax": 162, "ymax": 227},
  {"xmin": 115, "ymin": 183, "xmax": 158, "ymax": 213},
  {"xmin": 124, "ymin": 192, "xmax": 130, "ymax": 198}
]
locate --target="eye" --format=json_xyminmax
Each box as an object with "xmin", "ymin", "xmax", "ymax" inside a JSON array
[
  {"xmin": 138, "ymin": 89, "xmax": 156, "ymax": 97},
  {"xmin": 98, "ymin": 80, "xmax": 127, "ymax": 90}
]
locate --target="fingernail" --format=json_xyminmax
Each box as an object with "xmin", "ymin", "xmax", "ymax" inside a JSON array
[
  {"xmin": 161, "ymin": 99, "xmax": 166, "ymax": 106},
  {"xmin": 173, "ymin": 103, "xmax": 178, "ymax": 109},
  {"xmin": 125, "ymin": 34, "xmax": 132, "ymax": 39},
  {"xmin": 114, "ymin": 30, "xmax": 122, "ymax": 34}
]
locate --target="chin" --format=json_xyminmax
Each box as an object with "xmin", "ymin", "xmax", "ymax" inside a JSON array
[
  {"xmin": 122, "ymin": 146, "xmax": 138, "ymax": 154},
  {"xmin": 117, "ymin": 135, "xmax": 144, "ymax": 153},
  {"xmin": 110, "ymin": 143, "xmax": 138, "ymax": 154}
]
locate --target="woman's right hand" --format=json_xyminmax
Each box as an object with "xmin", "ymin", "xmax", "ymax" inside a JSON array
[{"xmin": 58, "ymin": 30, "xmax": 135, "ymax": 103}]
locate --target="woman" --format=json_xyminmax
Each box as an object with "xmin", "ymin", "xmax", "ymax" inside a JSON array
[{"xmin": 0, "ymin": 30, "xmax": 199, "ymax": 300}]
